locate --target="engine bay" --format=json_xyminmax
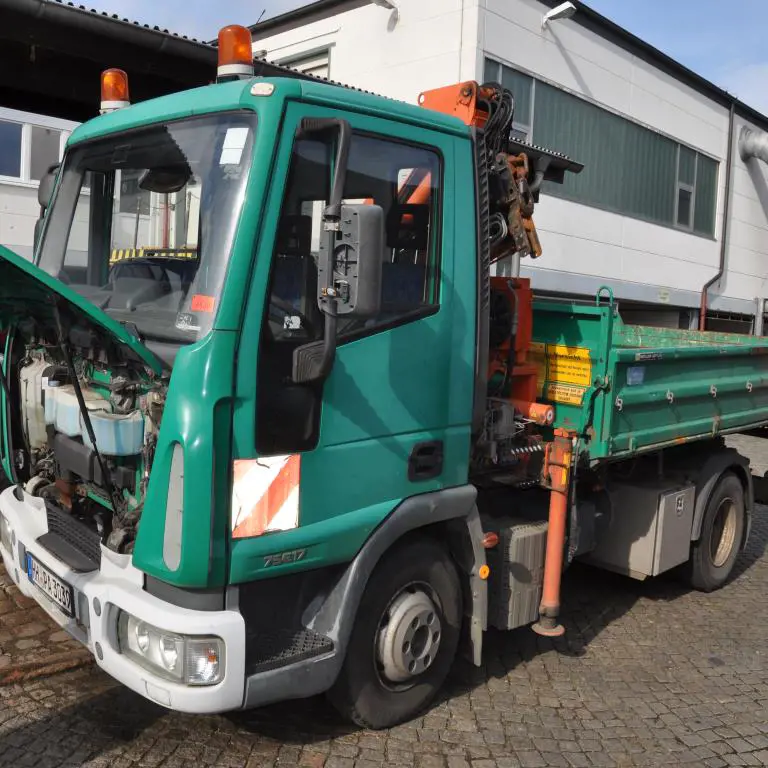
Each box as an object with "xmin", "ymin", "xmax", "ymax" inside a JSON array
[{"xmin": 11, "ymin": 338, "xmax": 166, "ymax": 555}]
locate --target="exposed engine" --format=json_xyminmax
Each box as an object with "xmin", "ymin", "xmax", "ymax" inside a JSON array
[{"xmin": 16, "ymin": 344, "xmax": 165, "ymax": 554}]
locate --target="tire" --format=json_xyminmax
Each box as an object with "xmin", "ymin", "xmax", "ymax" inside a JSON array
[
  {"xmin": 328, "ymin": 536, "xmax": 462, "ymax": 729},
  {"xmin": 683, "ymin": 472, "xmax": 745, "ymax": 592}
]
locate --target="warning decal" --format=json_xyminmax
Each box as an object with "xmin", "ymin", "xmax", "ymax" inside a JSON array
[
  {"xmin": 545, "ymin": 383, "xmax": 585, "ymax": 406},
  {"xmin": 530, "ymin": 342, "xmax": 593, "ymax": 406}
]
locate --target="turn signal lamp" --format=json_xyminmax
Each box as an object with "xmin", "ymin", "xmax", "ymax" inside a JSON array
[
  {"xmin": 217, "ymin": 24, "xmax": 255, "ymax": 80},
  {"xmin": 100, "ymin": 68, "xmax": 130, "ymax": 114}
]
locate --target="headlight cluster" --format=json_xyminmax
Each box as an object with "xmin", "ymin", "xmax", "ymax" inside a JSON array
[
  {"xmin": 0, "ymin": 513, "xmax": 12, "ymax": 555},
  {"xmin": 117, "ymin": 611, "xmax": 225, "ymax": 686}
]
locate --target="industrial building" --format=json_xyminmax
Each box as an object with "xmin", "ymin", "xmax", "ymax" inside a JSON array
[
  {"xmin": 250, "ymin": 0, "xmax": 768, "ymax": 332},
  {"xmin": 2, "ymin": 0, "xmax": 768, "ymax": 333}
]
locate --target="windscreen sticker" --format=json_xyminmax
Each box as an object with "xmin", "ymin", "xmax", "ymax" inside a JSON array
[
  {"xmin": 219, "ymin": 127, "xmax": 249, "ymax": 165},
  {"xmin": 175, "ymin": 313, "xmax": 200, "ymax": 332},
  {"xmin": 190, "ymin": 294, "xmax": 216, "ymax": 313}
]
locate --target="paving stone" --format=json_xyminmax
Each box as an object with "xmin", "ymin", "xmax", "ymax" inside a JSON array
[{"xmin": 0, "ymin": 443, "xmax": 767, "ymax": 767}]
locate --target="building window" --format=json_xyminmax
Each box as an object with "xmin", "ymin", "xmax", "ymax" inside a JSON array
[
  {"xmin": 30, "ymin": 126, "xmax": 62, "ymax": 181},
  {"xmin": 483, "ymin": 58, "xmax": 719, "ymax": 238},
  {"xmin": 281, "ymin": 49, "xmax": 330, "ymax": 79},
  {"xmin": 0, "ymin": 120, "xmax": 23, "ymax": 178},
  {"xmin": 484, "ymin": 59, "xmax": 532, "ymax": 141}
]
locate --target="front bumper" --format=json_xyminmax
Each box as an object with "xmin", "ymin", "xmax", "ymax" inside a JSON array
[{"xmin": 0, "ymin": 486, "xmax": 246, "ymax": 714}]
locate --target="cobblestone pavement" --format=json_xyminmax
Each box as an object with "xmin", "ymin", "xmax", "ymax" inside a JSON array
[
  {"xmin": 0, "ymin": 460, "xmax": 766, "ymax": 767},
  {"xmin": 0, "ymin": 566, "xmax": 92, "ymax": 684}
]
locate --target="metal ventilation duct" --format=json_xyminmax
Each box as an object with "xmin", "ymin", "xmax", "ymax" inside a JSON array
[{"xmin": 739, "ymin": 126, "xmax": 768, "ymax": 164}]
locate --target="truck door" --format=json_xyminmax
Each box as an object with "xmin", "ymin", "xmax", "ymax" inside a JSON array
[{"xmin": 230, "ymin": 102, "xmax": 477, "ymax": 578}]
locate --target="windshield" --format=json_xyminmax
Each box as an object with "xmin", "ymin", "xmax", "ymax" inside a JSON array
[{"xmin": 37, "ymin": 112, "xmax": 257, "ymax": 343}]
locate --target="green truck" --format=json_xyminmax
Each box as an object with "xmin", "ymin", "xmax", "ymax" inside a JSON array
[{"xmin": 0, "ymin": 31, "xmax": 763, "ymax": 728}]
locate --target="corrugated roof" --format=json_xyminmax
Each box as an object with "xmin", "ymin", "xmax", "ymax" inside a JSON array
[{"xmin": 42, "ymin": 0, "xmax": 213, "ymax": 45}]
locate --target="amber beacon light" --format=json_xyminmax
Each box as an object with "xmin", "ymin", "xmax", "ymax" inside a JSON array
[
  {"xmin": 100, "ymin": 69, "xmax": 130, "ymax": 114},
  {"xmin": 217, "ymin": 25, "xmax": 255, "ymax": 80}
]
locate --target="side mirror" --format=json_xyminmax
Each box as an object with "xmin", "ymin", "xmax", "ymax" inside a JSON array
[
  {"xmin": 38, "ymin": 164, "xmax": 59, "ymax": 210},
  {"xmin": 34, "ymin": 163, "xmax": 60, "ymax": 251},
  {"xmin": 320, "ymin": 204, "xmax": 383, "ymax": 317}
]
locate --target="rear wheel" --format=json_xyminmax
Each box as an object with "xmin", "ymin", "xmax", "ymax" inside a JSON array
[
  {"xmin": 683, "ymin": 472, "xmax": 745, "ymax": 592},
  {"xmin": 328, "ymin": 536, "xmax": 462, "ymax": 729}
]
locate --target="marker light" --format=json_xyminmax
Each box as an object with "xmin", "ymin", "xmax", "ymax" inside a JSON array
[
  {"xmin": 217, "ymin": 25, "xmax": 254, "ymax": 79},
  {"xmin": 100, "ymin": 69, "xmax": 130, "ymax": 114}
]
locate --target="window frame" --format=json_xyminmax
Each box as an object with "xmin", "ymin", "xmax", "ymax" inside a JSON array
[
  {"xmin": 339, "ymin": 129, "xmax": 445, "ymax": 343},
  {"xmin": 0, "ymin": 108, "xmax": 77, "ymax": 187},
  {"xmin": 674, "ymin": 145, "xmax": 697, "ymax": 231},
  {"xmin": 483, "ymin": 57, "xmax": 720, "ymax": 239},
  {"xmin": 0, "ymin": 118, "xmax": 24, "ymax": 182}
]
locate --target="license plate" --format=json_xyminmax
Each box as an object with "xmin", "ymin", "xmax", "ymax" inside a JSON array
[{"xmin": 26, "ymin": 554, "xmax": 75, "ymax": 617}]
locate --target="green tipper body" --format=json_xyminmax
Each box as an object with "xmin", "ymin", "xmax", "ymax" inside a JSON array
[{"xmin": 532, "ymin": 296, "xmax": 768, "ymax": 460}]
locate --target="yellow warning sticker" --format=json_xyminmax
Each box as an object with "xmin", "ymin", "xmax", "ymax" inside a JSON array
[
  {"xmin": 547, "ymin": 345, "xmax": 592, "ymax": 387},
  {"xmin": 530, "ymin": 342, "xmax": 592, "ymax": 405},
  {"xmin": 545, "ymin": 383, "xmax": 586, "ymax": 406}
]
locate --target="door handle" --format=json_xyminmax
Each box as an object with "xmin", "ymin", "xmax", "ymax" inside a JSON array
[{"xmin": 408, "ymin": 440, "xmax": 444, "ymax": 482}]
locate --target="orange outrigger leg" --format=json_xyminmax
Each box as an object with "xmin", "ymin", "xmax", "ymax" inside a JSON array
[{"xmin": 532, "ymin": 428, "xmax": 575, "ymax": 637}]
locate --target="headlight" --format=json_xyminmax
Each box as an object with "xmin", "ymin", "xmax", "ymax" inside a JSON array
[
  {"xmin": 117, "ymin": 611, "xmax": 225, "ymax": 686},
  {"xmin": 0, "ymin": 514, "xmax": 12, "ymax": 554}
]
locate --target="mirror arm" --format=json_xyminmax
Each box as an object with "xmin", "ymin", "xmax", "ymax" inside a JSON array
[
  {"xmin": 317, "ymin": 299, "xmax": 338, "ymax": 378},
  {"xmin": 298, "ymin": 117, "xmax": 352, "ymax": 228},
  {"xmin": 291, "ymin": 300, "xmax": 338, "ymax": 384}
]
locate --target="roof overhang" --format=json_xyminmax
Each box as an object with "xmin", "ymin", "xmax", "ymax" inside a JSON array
[{"xmin": 0, "ymin": 0, "xmax": 291, "ymax": 122}]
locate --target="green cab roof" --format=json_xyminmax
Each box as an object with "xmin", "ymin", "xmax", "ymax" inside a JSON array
[{"xmin": 68, "ymin": 76, "xmax": 471, "ymax": 147}]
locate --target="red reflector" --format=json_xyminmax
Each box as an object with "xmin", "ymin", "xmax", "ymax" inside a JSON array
[
  {"xmin": 191, "ymin": 294, "xmax": 216, "ymax": 313},
  {"xmin": 482, "ymin": 532, "xmax": 499, "ymax": 549}
]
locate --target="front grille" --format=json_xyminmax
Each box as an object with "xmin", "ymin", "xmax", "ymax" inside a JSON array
[{"xmin": 40, "ymin": 503, "xmax": 102, "ymax": 572}]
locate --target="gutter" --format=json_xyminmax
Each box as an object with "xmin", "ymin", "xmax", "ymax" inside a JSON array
[
  {"xmin": 2, "ymin": 0, "xmax": 216, "ymax": 64},
  {"xmin": 699, "ymin": 100, "xmax": 735, "ymax": 331}
]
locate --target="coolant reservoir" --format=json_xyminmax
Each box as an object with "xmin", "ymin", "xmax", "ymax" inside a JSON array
[
  {"xmin": 82, "ymin": 411, "xmax": 144, "ymax": 456},
  {"xmin": 45, "ymin": 385, "xmax": 111, "ymax": 438}
]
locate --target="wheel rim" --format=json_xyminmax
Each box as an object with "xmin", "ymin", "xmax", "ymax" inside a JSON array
[
  {"xmin": 375, "ymin": 583, "xmax": 442, "ymax": 688},
  {"xmin": 710, "ymin": 497, "xmax": 738, "ymax": 568}
]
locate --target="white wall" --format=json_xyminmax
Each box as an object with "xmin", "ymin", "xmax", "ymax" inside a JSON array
[
  {"xmin": 721, "ymin": 115, "xmax": 768, "ymax": 312},
  {"xmin": 481, "ymin": 0, "xmax": 738, "ymax": 310},
  {"xmin": 254, "ymin": 0, "xmax": 483, "ymax": 107},
  {"xmin": 0, "ymin": 106, "xmax": 79, "ymax": 261},
  {"xmin": 0, "ymin": 184, "xmax": 38, "ymax": 259}
]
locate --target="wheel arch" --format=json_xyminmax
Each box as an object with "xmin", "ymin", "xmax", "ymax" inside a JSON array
[
  {"xmin": 308, "ymin": 486, "xmax": 486, "ymax": 668},
  {"xmin": 691, "ymin": 448, "xmax": 752, "ymax": 549}
]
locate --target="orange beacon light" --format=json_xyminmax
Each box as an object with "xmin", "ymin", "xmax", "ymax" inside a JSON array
[
  {"xmin": 100, "ymin": 68, "xmax": 130, "ymax": 114},
  {"xmin": 217, "ymin": 25, "xmax": 255, "ymax": 80}
]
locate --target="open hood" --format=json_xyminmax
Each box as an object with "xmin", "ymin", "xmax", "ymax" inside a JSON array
[{"xmin": 0, "ymin": 245, "xmax": 165, "ymax": 375}]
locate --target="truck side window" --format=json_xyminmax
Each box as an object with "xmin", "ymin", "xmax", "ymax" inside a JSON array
[
  {"xmin": 264, "ymin": 133, "xmax": 442, "ymax": 347},
  {"xmin": 340, "ymin": 135, "xmax": 441, "ymax": 336}
]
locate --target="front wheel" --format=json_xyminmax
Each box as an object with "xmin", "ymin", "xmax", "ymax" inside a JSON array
[
  {"xmin": 328, "ymin": 536, "xmax": 462, "ymax": 729},
  {"xmin": 683, "ymin": 472, "xmax": 745, "ymax": 592}
]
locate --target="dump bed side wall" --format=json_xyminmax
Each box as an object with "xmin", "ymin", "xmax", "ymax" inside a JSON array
[
  {"xmin": 531, "ymin": 298, "xmax": 768, "ymax": 460},
  {"xmin": 605, "ymin": 343, "xmax": 768, "ymax": 458}
]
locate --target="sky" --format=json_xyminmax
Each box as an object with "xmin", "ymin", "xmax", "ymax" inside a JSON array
[{"xmin": 85, "ymin": 0, "xmax": 768, "ymax": 113}]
